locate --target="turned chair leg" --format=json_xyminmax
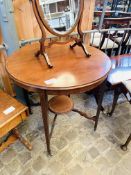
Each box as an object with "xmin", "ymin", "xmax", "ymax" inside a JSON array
[
  {"xmin": 107, "ymin": 87, "xmax": 121, "ymax": 117},
  {"xmin": 121, "ymin": 134, "xmax": 131, "ymax": 151}
]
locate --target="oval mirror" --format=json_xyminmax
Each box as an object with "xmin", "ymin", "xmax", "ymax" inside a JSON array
[
  {"xmin": 37, "ymin": 0, "xmax": 81, "ymax": 36},
  {"xmin": 31, "ymin": 0, "xmax": 90, "ymax": 69}
]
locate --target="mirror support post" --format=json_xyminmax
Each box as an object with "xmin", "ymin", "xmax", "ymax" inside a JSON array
[
  {"xmin": 35, "ymin": 50, "xmax": 53, "ymax": 69},
  {"xmin": 70, "ymin": 40, "xmax": 91, "ymax": 57},
  {"xmin": 70, "ymin": 0, "xmax": 91, "ymax": 57},
  {"xmin": 35, "ymin": 41, "xmax": 53, "ymax": 69}
]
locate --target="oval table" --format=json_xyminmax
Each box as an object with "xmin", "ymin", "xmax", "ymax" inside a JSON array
[{"xmin": 6, "ymin": 43, "xmax": 111, "ymax": 155}]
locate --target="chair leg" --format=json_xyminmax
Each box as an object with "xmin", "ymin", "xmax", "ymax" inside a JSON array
[
  {"xmin": 107, "ymin": 49, "xmax": 112, "ymax": 57},
  {"xmin": 107, "ymin": 88, "xmax": 121, "ymax": 117},
  {"xmin": 121, "ymin": 134, "xmax": 131, "ymax": 151},
  {"xmin": 126, "ymin": 47, "xmax": 130, "ymax": 54}
]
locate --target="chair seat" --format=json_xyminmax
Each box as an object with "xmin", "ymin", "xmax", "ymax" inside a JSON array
[
  {"xmin": 108, "ymin": 67, "xmax": 131, "ymax": 85},
  {"xmin": 91, "ymin": 32, "xmax": 102, "ymax": 39},
  {"xmin": 108, "ymin": 54, "xmax": 131, "ymax": 85},
  {"xmin": 48, "ymin": 95, "xmax": 74, "ymax": 114},
  {"xmin": 111, "ymin": 54, "xmax": 131, "ymax": 69}
]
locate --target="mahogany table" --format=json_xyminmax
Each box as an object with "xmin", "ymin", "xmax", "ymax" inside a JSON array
[{"xmin": 6, "ymin": 43, "xmax": 111, "ymax": 155}]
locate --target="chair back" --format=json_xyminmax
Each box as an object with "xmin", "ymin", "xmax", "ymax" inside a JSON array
[{"xmin": 99, "ymin": 17, "xmax": 131, "ymax": 49}]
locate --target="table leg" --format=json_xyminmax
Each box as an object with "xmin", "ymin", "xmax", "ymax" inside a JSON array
[
  {"xmin": 94, "ymin": 80, "xmax": 106, "ymax": 131},
  {"xmin": 39, "ymin": 91, "xmax": 51, "ymax": 155},
  {"xmin": 121, "ymin": 133, "xmax": 131, "ymax": 151},
  {"xmin": 107, "ymin": 86, "xmax": 122, "ymax": 117}
]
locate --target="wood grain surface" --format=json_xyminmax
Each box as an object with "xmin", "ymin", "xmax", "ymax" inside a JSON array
[
  {"xmin": 0, "ymin": 90, "xmax": 28, "ymax": 132},
  {"xmin": 6, "ymin": 43, "xmax": 111, "ymax": 94}
]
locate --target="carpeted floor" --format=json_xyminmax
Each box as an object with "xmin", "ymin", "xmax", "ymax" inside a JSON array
[{"xmin": 0, "ymin": 92, "xmax": 131, "ymax": 175}]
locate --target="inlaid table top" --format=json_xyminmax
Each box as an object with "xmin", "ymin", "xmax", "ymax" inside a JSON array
[{"xmin": 6, "ymin": 43, "xmax": 111, "ymax": 94}]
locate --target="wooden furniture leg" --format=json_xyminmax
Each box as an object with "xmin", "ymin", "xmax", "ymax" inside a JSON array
[
  {"xmin": 73, "ymin": 80, "xmax": 106, "ymax": 131},
  {"xmin": 23, "ymin": 89, "xmax": 32, "ymax": 114},
  {"xmin": 12, "ymin": 128, "xmax": 32, "ymax": 150},
  {"xmin": 39, "ymin": 91, "xmax": 51, "ymax": 156},
  {"xmin": 0, "ymin": 134, "xmax": 17, "ymax": 152},
  {"xmin": 94, "ymin": 92, "xmax": 105, "ymax": 112},
  {"xmin": 0, "ymin": 129, "xmax": 32, "ymax": 152},
  {"xmin": 94, "ymin": 80, "xmax": 106, "ymax": 131},
  {"xmin": 107, "ymin": 87, "xmax": 122, "ymax": 116},
  {"xmin": 121, "ymin": 134, "xmax": 131, "ymax": 151},
  {"xmin": 49, "ymin": 114, "xmax": 57, "ymax": 139}
]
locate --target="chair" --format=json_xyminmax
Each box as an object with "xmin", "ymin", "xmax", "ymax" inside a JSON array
[
  {"xmin": 107, "ymin": 54, "xmax": 131, "ymax": 116},
  {"xmin": 90, "ymin": 31, "xmax": 118, "ymax": 55},
  {"xmin": 108, "ymin": 79, "xmax": 131, "ymax": 151},
  {"xmin": 121, "ymin": 133, "xmax": 131, "ymax": 151},
  {"xmin": 92, "ymin": 17, "xmax": 131, "ymax": 56},
  {"xmin": 107, "ymin": 54, "xmax": 131, "ymax": 151},
  {"xmin": 113, "ymin": 30, "xmax": 131, "ymax": 54}
]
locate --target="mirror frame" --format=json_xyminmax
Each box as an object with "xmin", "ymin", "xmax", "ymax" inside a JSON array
[
  {"xmin": 35, "ymin": 0, "xmax": 84, "ymax": 37},
  {"xmin": 30, "ymin": 0, "xmax": 91, "ymax": 69}
]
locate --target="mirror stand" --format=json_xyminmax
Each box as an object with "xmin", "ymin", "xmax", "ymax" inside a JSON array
[
  {"xmin": 70, "ymin": 40, "xmax": 91, "ymax": 57},
  {"xmin": 35, "ymin": 41, "xmax": 53, "ymax": 69},
  {"xmin": 31, "ymin": 0, "xmax": 91, "ymax": 69}
]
